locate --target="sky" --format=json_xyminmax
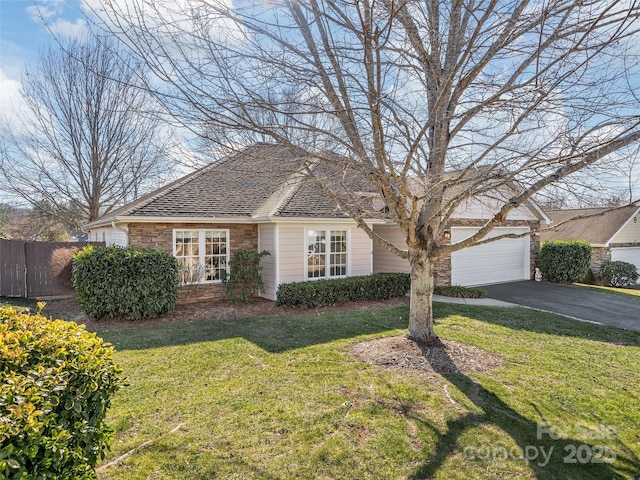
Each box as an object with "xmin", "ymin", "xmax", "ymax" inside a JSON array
[
  {"xmin": 0, "ymin": 0, "xmax": 91, "ymax": 142},
  {"xmin": 0, "ymin": 0, "xmax": 638, "ymax": 206}
]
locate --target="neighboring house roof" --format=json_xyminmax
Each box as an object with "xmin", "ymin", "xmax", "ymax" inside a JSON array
[
  {"xmin": 85, "ymin": 143, "xmax": 377, "ymax": 228},
  {"xmin": 542, "ymin": 206, "xmax": 640, "ymax": 246}
]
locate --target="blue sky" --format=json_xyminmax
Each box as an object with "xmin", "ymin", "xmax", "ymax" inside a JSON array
[{"xmin": 1, "ymin": 0, "xmax": 86, "ymax": 72}]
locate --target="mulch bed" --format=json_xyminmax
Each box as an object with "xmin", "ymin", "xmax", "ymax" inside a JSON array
[
  {"xmin": 44, "ymin": 295, "xmax": 411, "ymax": 330},
  {"xmin": 351, "ymin": 335, "xmax": 503, "ymax": 374}
]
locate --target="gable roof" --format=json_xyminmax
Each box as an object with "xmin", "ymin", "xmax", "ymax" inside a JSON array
[
  {"xmin": 85, "ymin": 143, "xmax": 375, "ymax": 228},
  {"xmin": 542, "ymin": 206, "xmax": 640, "ymax": 246}
]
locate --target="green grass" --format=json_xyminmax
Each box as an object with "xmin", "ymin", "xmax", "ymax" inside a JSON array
[
  {"xmin": 575, "ymin": 283, "xmax": 640, "ymax": 299},
  {"xmin": 85, "ymin": 304, "xmax": 640, "ymax": 480}
]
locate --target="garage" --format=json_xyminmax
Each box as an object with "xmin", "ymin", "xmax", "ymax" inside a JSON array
[
  {"xmin": 611, "ymin": 247, "xmax": 640, "ymax": 283},
  {"xmin": 451, "ymin": 227, "xmax": 531, "ymax": 286}
]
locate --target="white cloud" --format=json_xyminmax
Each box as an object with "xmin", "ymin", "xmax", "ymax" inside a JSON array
[
  {"xmin": 25, "ymin": 0, "xmax": 65, "ymax": 23},
  {"xmin": 0, "ymin": 69, "xmax": 24, "ymax": 128},
  {"xmin": 49, "ymin": 18, "xmax": 88, "ymax": 40}
]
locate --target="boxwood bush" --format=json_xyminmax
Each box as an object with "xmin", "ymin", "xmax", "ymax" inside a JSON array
[
  {"xmin": 599, "ymin": 260, "xmax": 639, "ymax": 287},
  {"xmin": 276, "ymin": 272, "xmax": 411, "ymax": 308},
  {"xmin": 0, "ymin": 306, "xmax": 123, "ymax": 479},
  {"xmin": 540, "ymin": 240, "xmax": 592, "ymax": 283},
  {"xmin": 72, "ymin": 245, "xmax": 179, "ymax": 320}
]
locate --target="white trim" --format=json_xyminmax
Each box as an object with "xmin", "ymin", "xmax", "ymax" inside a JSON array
[
  {"xmin": 606, "ymin": 207, "xmax": 640, "ymax": 246},
  {"xmin": 172, "ymin": 228, "xmax": 230, "ymax": 285},
  {"xmin": 304, "ymin": 227, "xmax": 351, "ymax": 280}
]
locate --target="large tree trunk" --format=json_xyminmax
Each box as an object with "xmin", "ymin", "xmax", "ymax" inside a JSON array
[{"xmin": 407, "ymin": 246, "xmax": 439, "ymax": 345}]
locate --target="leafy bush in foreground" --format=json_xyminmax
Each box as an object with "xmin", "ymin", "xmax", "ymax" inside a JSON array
[
  {"xmin": 276, "ymin": 273, "xmax": 411, "ymax": 308},
  {"xmin": 0, "ymin": 306, "xmax": 123, "ymax": 479},
  {"xmin": 72, "ymin": 245, "xmax": 179, "ymax": 320},
  {"xmin": 540, "ymin": 240, "xmax": 591, "ymax": 283},
  {"xmin": 599, "ymin": 260, "xmax": 639, "ymax": 287}
]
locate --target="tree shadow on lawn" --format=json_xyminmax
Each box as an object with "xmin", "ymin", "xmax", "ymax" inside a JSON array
[
  {"xmin": 409, "ymin": 344, "xmax": 640, "ymax": 480},
  {"xmin": 98, "ymin": 306, "xmax": 410, "ymax": 352},
  {"xmin": 98, "ymin": 302, "xmax": 640, "ymax": 353}
]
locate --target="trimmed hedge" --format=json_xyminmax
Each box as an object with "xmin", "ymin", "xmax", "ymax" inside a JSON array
[
  {"xmin": 0, "ymin": 306, "xmax": 123, "ymax": 478},
  {"xmin": 540, "ymin": 240, "xmax": 592, "ymax": 283},
  {"xmin": 72, "ymin": 245, "xmax": 179, "ymax": 320},
  {"xmin": 276, "ymin": 273, "xmax": 411, "ymax": 308},
  {"xmin": 434, "ymin": 285, "xmax": 486, "ymax": 298},
  {"xmin": 599, "ymin": 260, "xmax": 639, "ymax": 287}
]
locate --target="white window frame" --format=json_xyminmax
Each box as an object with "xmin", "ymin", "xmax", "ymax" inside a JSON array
[
  {"xmin": 304, "ymin": 228, "xmax": 350, "ymax": 280},
  {"xmin": 173, "ymin": 229, "xmax": 230, "ymax": 285}
]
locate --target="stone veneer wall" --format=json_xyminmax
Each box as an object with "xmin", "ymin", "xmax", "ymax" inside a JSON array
[
  {"xmin": 590, "ymin": 246, "xmax": 611, "ymax": 278},
  {"xmin": 127, "ymin": 222, "xmax": 258, "ymax": 303}
]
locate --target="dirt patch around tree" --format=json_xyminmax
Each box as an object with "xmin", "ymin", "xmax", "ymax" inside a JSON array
[{"xmin": 351, "ymin": 335, "xmax": 503, "ymax": 375}]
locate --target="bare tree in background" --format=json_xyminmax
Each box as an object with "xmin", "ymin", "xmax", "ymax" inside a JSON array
[
  {"xmin": 0, "ymin": 35, "xmax": 172, "ymax": 228},
  {"xmin": 90, "ymin": 0, "xmax": 640, "ymax": 343}
]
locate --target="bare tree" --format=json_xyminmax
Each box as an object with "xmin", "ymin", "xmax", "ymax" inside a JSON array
[
  {"xmin": 0, "ymin": 204, "xmax": 71, "ymax": 242},
  {"xmin": 90, "ymin": 0, "xmax": 640, "ymax": 343},
  {"xmin": 0, "ymin": 34, "xmax": 172, "ymax": 228}
]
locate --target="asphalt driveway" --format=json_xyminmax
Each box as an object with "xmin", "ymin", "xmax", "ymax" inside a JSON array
[{"xmin": 482, "ymin": 281, "xmax": 640, "ymax": 331}]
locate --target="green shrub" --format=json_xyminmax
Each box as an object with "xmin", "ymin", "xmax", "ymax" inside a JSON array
[
  {"xmin": 276, "ymin": 273, "xmax": 411, "ymax": 308},
  {"xmin": 540, "ymin": 240, "xmax": 591, "ymax": 283},
  {"xmin": 599, "ymin": 260, "xmax": 639, "ymax": 287},
  {"xmin": 0, "ymin": 306, "xmax": 123, "ymax": 479},
  {"xmin": 72, "ymin": 245, "xmax": 179, "ymax": 320},
  {"xmin": 223, "ymin": 249, "xmax": 270, "ymax": 303},
  {"xmin": 433, "ymin": 285, "xmax": 486, "ymax": 298},
  {"xmin": 581, "ymin": 268, "xmax": 595, "ymax": 285}
]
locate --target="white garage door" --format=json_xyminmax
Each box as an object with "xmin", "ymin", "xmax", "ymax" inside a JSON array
[
  {"xmin": 611, "ymin": 247, "xmax": 640, "ymax": 282},
  {"xmin": 451, "ymin": 227, "xmax": 530, "ymax": 286}
]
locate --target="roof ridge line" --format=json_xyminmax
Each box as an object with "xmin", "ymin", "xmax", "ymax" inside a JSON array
[{"xmin": 263, "ymin": 160, "xmax": 319, "ymax": 217}]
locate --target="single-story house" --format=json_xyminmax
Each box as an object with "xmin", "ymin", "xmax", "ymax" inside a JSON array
[
  {"xmin": 85, "ymin": 143, "xmax": 550, "ymax": 301},
  {"xmin": 541, "ymin": 206, "xmax": 640, "ymax": 278}
]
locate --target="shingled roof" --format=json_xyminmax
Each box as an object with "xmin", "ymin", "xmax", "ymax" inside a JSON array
[
  {"xmin": 542, "ymin": 206, "xmax": 640, "ymax": 245},
  {"xmin": 85, "ymin": 143, "xmax": 375, "ymax": 227}
]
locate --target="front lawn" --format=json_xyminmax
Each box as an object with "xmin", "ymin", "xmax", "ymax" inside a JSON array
[
  {"xmin": 89, "ymin": 303, "xmax": 640, "ymax": 479},
  {"xmin": 575, "ymin": 283, "xmax": 640, "ymax": 299}
]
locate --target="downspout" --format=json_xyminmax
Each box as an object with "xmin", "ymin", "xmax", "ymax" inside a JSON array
[{"xmin": 111, "ymin": 221, "xmax": 129, "ymax": 246}]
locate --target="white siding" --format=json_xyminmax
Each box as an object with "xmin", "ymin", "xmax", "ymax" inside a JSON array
[
  {"xmin": 350, "ymin": 226, "xmax": 374, "ymax": 276},
  {"xmin": 88, "ymin": 227, "xmax": 127, "ymax": 247},
  {"xmin": 372, "ymin": 225, "xmax": 410, "ymax": 274},
  {"xmin": 611, "ymin": 213, "xmax": 640, "ymax": 244},
  {"xmin": 611, "ymin": 247, "xmax": 640, "ymax": 283},
  {"xmin": 276, "ymin": 222, "xmax": 373, "ymax": 285},
  {"xmin": 258, "ymin": 225, "xmax": 277, "ymax": 300},
  {"xmin": 453, "ymin": 194, "xmax": 538, "ymax": 221},
  {"xmin": 278, "ymin": 225, "xmax": 306, "ymax": 283}
]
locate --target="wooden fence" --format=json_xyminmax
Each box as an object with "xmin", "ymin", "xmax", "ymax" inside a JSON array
[{"xmin": 0, "ymin": 239, "xmax": 104, "ymax": 298}]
